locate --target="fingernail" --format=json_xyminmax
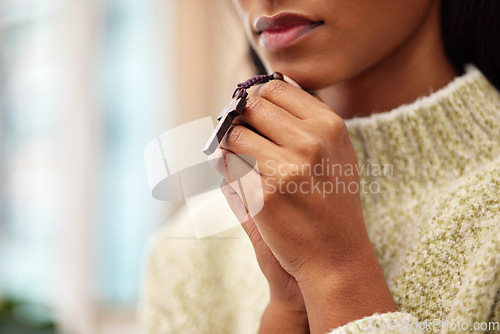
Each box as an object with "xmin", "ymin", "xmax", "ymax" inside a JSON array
[{"xmin": 283, "ymin": 75, "xmax": 302, "ymax": 89}]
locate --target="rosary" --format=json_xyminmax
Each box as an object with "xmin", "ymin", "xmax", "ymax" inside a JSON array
[{"xmin": 203, "ymin": 72, "xmax": 284, "ymax": 155}]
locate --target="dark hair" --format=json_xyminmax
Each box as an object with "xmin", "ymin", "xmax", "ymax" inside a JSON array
[
  {"xmin": 249, "ymin": 1, "xmax": 500, "ymax": 89},
  {"xmin": 441, "ymin": 0, "xmax": 500, "ymax": 89}
]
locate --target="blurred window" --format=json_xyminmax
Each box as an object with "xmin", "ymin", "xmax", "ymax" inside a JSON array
[{"xmin": 0, "ymin": 0, "xmax": 172, "ymax": 331}]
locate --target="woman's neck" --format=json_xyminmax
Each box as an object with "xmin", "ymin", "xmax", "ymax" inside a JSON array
[{"xmin": 317, "ymin": 1, "xmax": 458, "ymax": 119}]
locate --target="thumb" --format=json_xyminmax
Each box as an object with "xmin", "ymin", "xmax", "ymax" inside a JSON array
[
  {"xmin": 283, "ymin": 74, "xmax": 323, "ymax": 102},
  {"xmin": 220, "ymin": 179, "xmax": 250, "ymax": 223},
  {"xmin": 220, "ymin": 179, "xmax": 264, "ymax": 247}
]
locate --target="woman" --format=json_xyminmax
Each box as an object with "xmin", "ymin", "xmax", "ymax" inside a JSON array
[{"xmin": 140, "ymin": 0, "xmax": 500, "ymax": 333}]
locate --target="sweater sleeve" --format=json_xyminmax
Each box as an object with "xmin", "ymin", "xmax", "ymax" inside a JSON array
[
  {"xmin": 327, "ymin": 312, "xmax": 423, "ymax": 334},
  {"xmin": 327, "ymin": 217, "xmax": 500, "ymax": 334}
]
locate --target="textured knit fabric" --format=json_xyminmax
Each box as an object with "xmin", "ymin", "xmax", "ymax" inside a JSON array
[{"xmin": 138, "ymin": 66, "xmax": 500, "ymax": 334}]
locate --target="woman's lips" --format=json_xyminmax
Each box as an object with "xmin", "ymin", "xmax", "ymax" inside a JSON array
[{"xmin": 254, "ymin": 13, "xmax": 323, "ymax": 51}]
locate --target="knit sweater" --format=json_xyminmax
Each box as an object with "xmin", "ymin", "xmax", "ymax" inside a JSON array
[{"xmin": 138, "ymin": 66, "xmax": 500, "ymax": 334}]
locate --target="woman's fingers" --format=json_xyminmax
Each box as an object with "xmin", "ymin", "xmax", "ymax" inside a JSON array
[
  {"xmin": 209, "ymin": 147, "xmax": 258, "ymax": 182},
  {"xmin": 220, "ymin": 180, "xmax": 273, "ymax": 275},
  {"xmin": 210, "ymin": 148, "xmax": 266, "ymax": 218},
  {"xmin": 282, "ymin": 75, "xmax": 302, "ymax": 89},
  {"xmin": 223, "ymin": 77, "xmax": 333, "ymax": 155},
  {"xmin": 253, "ymin": 79, "xmax": 330, "ymax": 120},
  {"xmin": 220, "ymin": 179, "xmax": 250, "ymax": 223},
  {"xmin": 235, "ymin": 97, "xmax": 305, "ymax": 147},
  {"xmin": 219, "ymin": 124, "xmax": 284, "ymax": 174},
  {"xmin": 220, "ymin": 179, "xmax": 260, "ymax": 240}
]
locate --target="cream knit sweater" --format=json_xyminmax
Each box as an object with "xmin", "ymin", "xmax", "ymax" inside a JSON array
[{"xmin": 139, "ymin": 66, "xmax": 500, "ymax": 334}]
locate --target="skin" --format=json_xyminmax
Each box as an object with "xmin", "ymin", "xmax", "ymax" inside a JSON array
[
  {"xmin": 212, "ymin": 0, "xmax": 458, "ymax": 333},
  {"xmin": 232, "ymin": 0, "xmax": 456, "ymax": 117}
]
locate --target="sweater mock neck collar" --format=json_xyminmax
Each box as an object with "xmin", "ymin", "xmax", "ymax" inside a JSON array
[{"xmin": 345, "ymin": 65, "xmax": 500, "ymax": 203}]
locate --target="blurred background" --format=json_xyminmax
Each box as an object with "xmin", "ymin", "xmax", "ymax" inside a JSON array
[{"xmin": 0, "ymin": 0, "xmax": 254, "ymax": 333}]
